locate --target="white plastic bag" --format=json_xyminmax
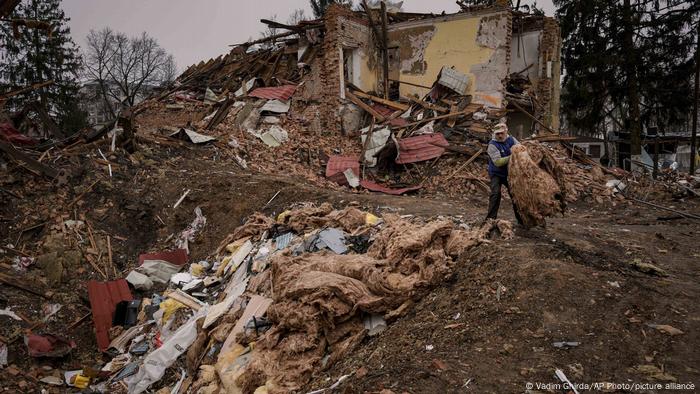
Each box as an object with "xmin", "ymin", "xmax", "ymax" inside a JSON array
[{"xmin": 126, "ymin": 307, "xmax": 207, "ymax": 394}]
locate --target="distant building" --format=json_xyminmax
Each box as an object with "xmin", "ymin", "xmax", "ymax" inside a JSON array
[
  {"xmin": 609, "ymin": 126, "xmax": 694, "ymax": 172},
  {"xmin": 570, "ymin": 136, "xmax": 606, "ymax": 165},
  {"xmin": 79, "ymin": 81, "xmax": 114, "ymax": 126}
]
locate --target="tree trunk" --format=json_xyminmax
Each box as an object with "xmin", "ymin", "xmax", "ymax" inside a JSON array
[
  {"xmin": 623, "ymin": 0, "xmax": 642, "ymax": 156},
  {"xmin": 691, "ymin": 21, "xmax": 699, "ymax": 174}
]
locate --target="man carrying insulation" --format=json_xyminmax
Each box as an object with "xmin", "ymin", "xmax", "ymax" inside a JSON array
[{"xmin": 486, "ymin": 123, "xmax": 523, "ymax": 224}]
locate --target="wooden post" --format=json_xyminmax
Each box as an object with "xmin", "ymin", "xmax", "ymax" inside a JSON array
[
  {"xmin": 653, "ymin": 138, "xmax": 659, "ymax": 179},
  {"xmin": 380, "ymin": 1, "xmax": 390, "ymax": 100},
  {"xmin": 690, "ymin": 21, "xmax": 699, "ymax": 174}
]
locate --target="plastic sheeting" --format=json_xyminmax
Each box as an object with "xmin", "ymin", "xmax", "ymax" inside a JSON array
[
  {"xmin": 360, "ymin": 127, "xmax": 391, "ymax": 167},
  {"xmin": 126, "ymin": 307, "xmax": 208, "ymax": 394}
]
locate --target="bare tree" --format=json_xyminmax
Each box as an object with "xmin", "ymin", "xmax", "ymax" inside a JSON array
[
  {"xmin": 259, "ymin": 14, "xmax": 279, "ymax": 49},
  {"xmin": 83, "ymin": 28, "xmax": 176, "ymax": 117},
  {"xmin": 287, "ymin": 9, "xmax": 307, "ymax": 25}
]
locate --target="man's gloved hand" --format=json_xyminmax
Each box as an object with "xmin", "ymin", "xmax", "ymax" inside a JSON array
[{"xmin": 494, "ymin": 155, "xmax": 510, "ymax": 167}]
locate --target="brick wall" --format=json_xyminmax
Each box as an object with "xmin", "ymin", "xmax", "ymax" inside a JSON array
[
  {"xmin": 316, "ymin": 4, "xmax": 373, "ymax": 134},
  {"xmin": 535, "ymin": 17, "xmax": 561, "ymax": 132},
  {"xmin": 316, "ymin": 5, "xmax": 354, "ymax": 133}
]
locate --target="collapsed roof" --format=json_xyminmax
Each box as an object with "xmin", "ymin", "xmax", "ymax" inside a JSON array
[{"xmin": 165, "ymin": 3, "xmax": 561, "ymax": 138}]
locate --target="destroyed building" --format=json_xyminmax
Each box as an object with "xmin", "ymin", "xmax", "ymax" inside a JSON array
[{"xmin": 176, "ymin": 3, "xmax": 560, "ymax": 139}]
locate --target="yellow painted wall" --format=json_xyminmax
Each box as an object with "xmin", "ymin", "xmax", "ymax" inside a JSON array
[
  {"xmin": 336, "ymin": 17, "xmax": 378, "ymax": 94},
  {"xmin": 358, "ymin": 48, "xmax": 377, "ymax": 92},
  {"xmin": 388, "ymin": 14, "xmax": 501, "ymax": 99}
]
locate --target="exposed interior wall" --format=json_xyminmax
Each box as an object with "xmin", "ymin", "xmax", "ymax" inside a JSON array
[
  {"xmin": 337, "ymin": 21, "xmax": 377, "ymax": 93},
  {"xmin": 386, "ymin": 10, "xmax": 511, "ymax": 107},
  {"xmin": 508, "ymin": 15, "xmax": 561, "ymax": 134},
  {"xmin": 506, "ymin": 111, "xmax": 533, "ymax": 140},
  {"xmin": 317, "ymin": 4, "xmax": 376, "ymax": 133},
  {"xmin": 509, "ymin": 30, "xmax": 541, "ymax": 82}
]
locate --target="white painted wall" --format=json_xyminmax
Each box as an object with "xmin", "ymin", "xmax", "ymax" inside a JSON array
[{"xmin": 510, "ymin": 30, "xmax": 541, "ymax": 82}]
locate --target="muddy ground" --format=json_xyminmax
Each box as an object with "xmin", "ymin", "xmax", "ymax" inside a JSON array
[{"xmin": 1, "ymin": 138, "xmax": 698, "ymax": 393}]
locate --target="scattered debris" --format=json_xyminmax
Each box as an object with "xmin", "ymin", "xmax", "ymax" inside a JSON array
[
  {"xmin": 552, "ymin": 341, "xmax": 580, "ymax": 349},
  {"xmin": 629, "ymin": 259, "xmax": 668, "ymax": 277},
  {"xmin": 0, "ymin": 3, "xmax": 697, "ymax": 394},
  {"xmin": 25, "ymin": 334, "xmax": 76, "ymax": 358},
  {"xmin": 646, "ymin": 324, "xmax": 684, "ymax": 336}
]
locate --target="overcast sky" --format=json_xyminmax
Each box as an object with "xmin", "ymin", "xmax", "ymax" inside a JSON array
[{"xmin": 62, "ymin": 0, "xmax": 555, "ymax": 72}]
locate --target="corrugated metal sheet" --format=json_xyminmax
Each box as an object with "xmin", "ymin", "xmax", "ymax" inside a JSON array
[
  {"xmin": 248, "ymin": 85, "xmax": 297, "ymax": 101},
  {"xmin": 395, "ymin": 133, "xmax": 448, "ymax": 164},
  {"xmin": 389, "ymin": 118, "xmax": 408, "ymax": 127},
  {"xmin": 0, "ymin": 122, "xmax": 37, "ymax": 145},
  {"xmin": 360, "ymin": 180, "xmax": 421, "ymax": 195},
  {"xmin": 325, "ymin": 155, "xmax": 359, "ymax": 186},
  {"xmin": 87, "ymin": 279, "xmax": 133, "ymax": 351},
  {"xmin": 275, "ymin": 233, "xmax": 293, "ymax": 250},
  {"xmin": 371, "ymin": 103, "xmax": 395, "ymax": 118},
  {"xmin": 138, "ymin": 249, "xmax": 188, "ymax": 266}
]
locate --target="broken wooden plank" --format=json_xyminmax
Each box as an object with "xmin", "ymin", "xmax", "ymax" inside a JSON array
[
  {"xmin": 528, "ymin": 135, "xmax": 577, "ymax": 142},
  {"xmin": 167, "ymin": 289, "xmax": 205, "ymax": 311},
  {"xmin": 410, "ymin": 98, "xmax": 449, "ymax": 113},
  {"xmin": 628, "ymin": 197, "xmax": 700, "ymax": 220},
  {"xmin": 444, "ymin": 148, "xmax": 484, "ymax": 182},
  {"xmin": 67, "ymin": 180, "xmax": 99, "ymax": 208},
  {"xmin": 380, "ymin": 1, "xmax": 390, "ymax": 99},
  {"xmin": 361, "ymin": 0, "xmax": 383, "ymax": 51},
  {"xmin": 0, "ymin": 140, "xmax": 59, "ymax": 178},
  {"xmin": 391, "ymin": 108, "xmax": 474, "ymax": 130},
  {"xmin": 345, "ymin": 90, "xmax": 386, "ymax": 122},
  {"xmin": 230, "ymin": 31, "xmax": 297, "ymax": 47},
  {"xmin": 1, "ymin": 80, "xmax": 53, "ymax": 99},
  {"xmin": 260, "ymin": 18, "xmax": 304, "ymax": 32},
  {"xmin": 0, "ymin": 186, "xmax": 21, "ymax": 199},
  {"xmin": 0, "ymin": 273, "xmax": 51, "ymax": 299},
  {"xmin": 352, "ymin": 90, "xmax": 409, "ymax": 111},
  {"xmin": 389, "ymin": 78, "xmax": 433, "ymax": 90},
  {"xmin": 206, "ymin": 98, "xmax": 234, "ymax": 130},
  {"xmin": 447, "ymin": 104, "xmax": 459, "ymax": 127}
]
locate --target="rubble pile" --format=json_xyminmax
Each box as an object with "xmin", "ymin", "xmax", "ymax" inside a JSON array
[
  {"xmin": 13, "ymin": 203, "xmax": 508, "ymax": 393},
  {"xmin": 123, "ymin": 4, "xmax": 584, "ymax": 199},
  {"xmin": 132, "ymin": 63, "xmax": 617, "ymax": 203},
  {"xmin": 222, "ymin": 210, "xmax": 512, "ymax": 392}
]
